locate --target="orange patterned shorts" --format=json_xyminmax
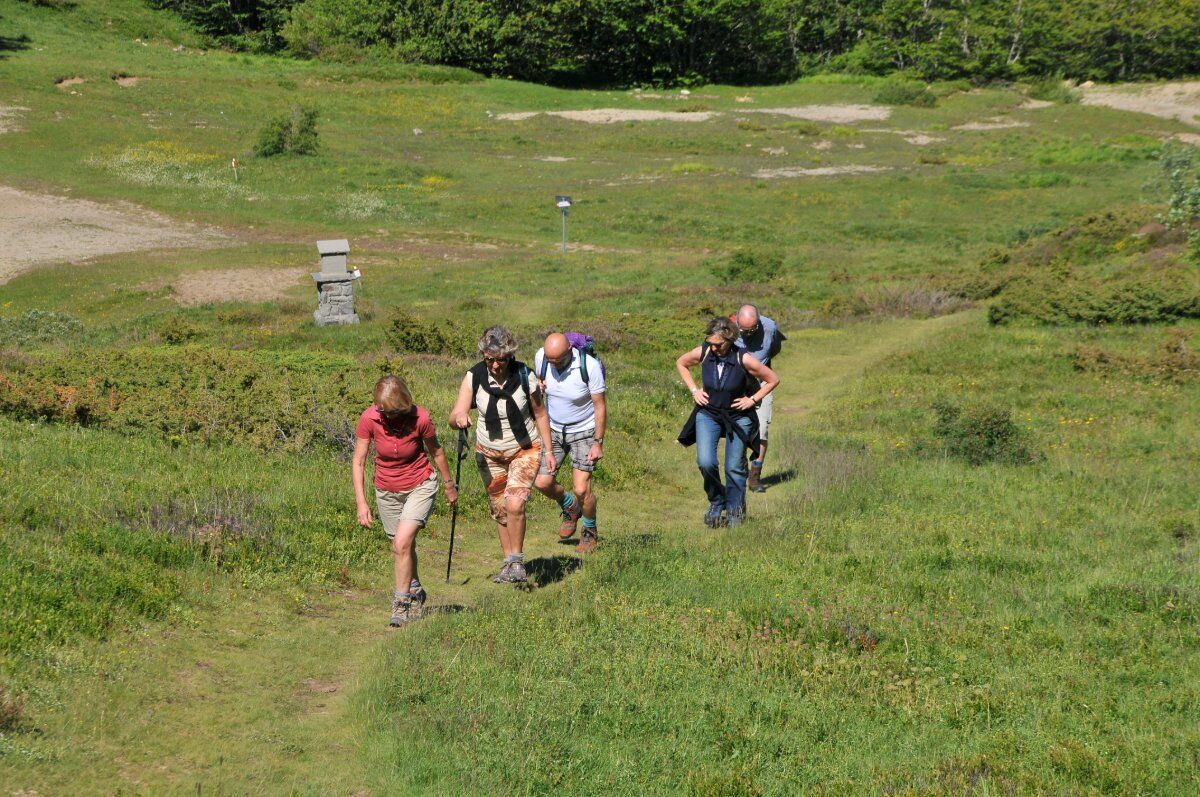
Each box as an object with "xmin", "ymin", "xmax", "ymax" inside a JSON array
[{"xmin": 474, "ymin": 443, "xmax": 543, "ymax": 526}]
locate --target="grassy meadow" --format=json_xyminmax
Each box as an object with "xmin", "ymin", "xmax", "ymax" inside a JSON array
[{"xmin": 1, "ymin": 0, "xmax": 1198, "ymax": 793}]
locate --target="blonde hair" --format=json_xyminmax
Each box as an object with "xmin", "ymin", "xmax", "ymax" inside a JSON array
[{"xmin": 374, "ymin": 375, "xmax": 414, "ymax": 413}]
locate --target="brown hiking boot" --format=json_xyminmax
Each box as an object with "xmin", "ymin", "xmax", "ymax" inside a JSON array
[
  {"xmin": 748, "ymin": 464, "xmax": 765, "ymax": 493},
  {"xmin": 575, "ymin": 527, "xmax": 598, "ymax": 553},
  {"xmin": 559, "ymin": 499, "xmax": 582, "ymax": 539}
]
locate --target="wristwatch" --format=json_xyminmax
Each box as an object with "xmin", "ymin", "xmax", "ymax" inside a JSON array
[
  {"xmin": 593, "ymin": 438, "xmax": 604, "ymax": 445},
  {"xmin": 752, "ymin": 396, "xmax": 762, "ymax": 407}
]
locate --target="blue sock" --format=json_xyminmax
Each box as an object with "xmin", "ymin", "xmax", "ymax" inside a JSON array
[
  {"xmin": 582, "ymin": 516, "xmax": 597, "ymax": 530},
  {"xmin": 560, "ymin": 493, "xmax": 576, "ymax": 510}
]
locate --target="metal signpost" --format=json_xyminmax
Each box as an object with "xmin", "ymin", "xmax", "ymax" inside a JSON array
[{"xmin": 556, "ymin": 195, "xmax": 572, "ymax": 253}]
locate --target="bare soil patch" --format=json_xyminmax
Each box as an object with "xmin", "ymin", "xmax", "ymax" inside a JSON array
[
  {"xmin": 1176, "ymin": 133, "xmax": 1200, "ymax": 146},
  {"xmin": 953, "ymin": 117, "xmax": 1030, "ymax": 131},
  {"xmin": 1081, "ymin": 81, "xmax": 1200, "ymax": 127},
  {"xmin": 55, "ymin": 76, "xmax": 87, "ymax": 89},
  {"xmin": 0, "ymin": 105, "xmax": 29, "ymax": 134},
  {"xmin": 497, "ymin": 108, "xmax": 717, "ymax": 123},
  {"xmin": 0, "ymin": 185, "xmax": 227, "ymax": 285},
  {"xmin": 745, "ymin": 105, "xmax": 892, "ymax": 123},
  {"xmin": 167, "ymin": 267, "xmax": 307, "ymax": 306},
  {"xmin": 113, "ymin": 75, "xmax": 145, "ymax": 87},
  {"xmin": 1019, "ymin": 99, "xmax": 1055, "ymax": 110},
  {"xmin": 753, "ymin": 165, "xmax": 891, "ymax": 179}
]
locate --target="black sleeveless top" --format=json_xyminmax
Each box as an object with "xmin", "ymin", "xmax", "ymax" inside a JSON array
[{"xmin": 700, "ymin": 342, "xmax": 754, "ymax": 410}]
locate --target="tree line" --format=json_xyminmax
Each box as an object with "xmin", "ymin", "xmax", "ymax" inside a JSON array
[{"xmin": 152, "ymin": 0, "xmax": 1200, "ymax": 85}]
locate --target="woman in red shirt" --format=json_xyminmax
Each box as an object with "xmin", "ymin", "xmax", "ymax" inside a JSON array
[{"xmin": 353, "ymin": 375, "xmax": 458, "ymax": 627}]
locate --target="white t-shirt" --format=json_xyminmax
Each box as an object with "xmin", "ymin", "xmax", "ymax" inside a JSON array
[{"xmin": 533, "ymin": 348, "xmax": 606, "ymax": 433}]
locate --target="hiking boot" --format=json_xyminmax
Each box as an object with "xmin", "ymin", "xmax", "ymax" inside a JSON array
[
  {"xmin": 409, "ymin": 582, "xmax": 427, "ymax": 606},
  {"xmin": 704, "ymin": 501, "xmax": 725, "ymax": 528},
  {"xmin": 726, "ymin": 508, "xmax": 745, "ymax": 528},
  {"xmin": 748, "ymin": 464, "xmax": 766, "ymax": 493},
  {"xmin": 495, "ymin": 560, "xmax": 528, "ymax": 583},
  {"xmin": 559, "ymin": 499, "xmax": 582, "ymax": 539},
  {"xmin": 576, "ymin": 527, "xmax": 598, "ymax": 553},
  {"xmin": 389, "ymin": 595, "xmax": 414, "ymax": 627},
  {"xmin": 492, "ymin": 561, "xmax": 513, "ymax": 583}
]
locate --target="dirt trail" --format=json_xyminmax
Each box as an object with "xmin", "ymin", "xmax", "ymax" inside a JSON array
[
  {"xmin": 0, "ymin": 186, "xmax": 226, "ymax": 285},
  {"xmin": 1080, "ymin": 81, "xmax": 1200, "ymax": 127}
]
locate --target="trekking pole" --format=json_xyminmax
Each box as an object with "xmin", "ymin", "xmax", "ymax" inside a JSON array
[{"xmin": 444, "ymin": 426, "xmax": 467, "ymax": 583}]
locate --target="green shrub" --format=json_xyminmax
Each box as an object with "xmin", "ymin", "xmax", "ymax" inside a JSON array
[
  {"xmin": 1159, "ymin": 144, "xmax": 1200, "ymax": 264},
  {"xmin": 0, "ymin": 309, "xmax": 83, "ymax": 346},
  {"xmin": 1026, "ymin": 75, "xmax": 1079, "ymax": 104},
  {"xmin": 1071, "ymin": 327, "xmax": 1200, "ymax": 384},
  {"xmin": 873, "ymin": 80, "xmax": 937, "ymax": 107},
  {"xmin": 988, "ymin": 269, "xmax": 1200, "ymax": 326},
  {"xmin": 930, "ymin": 400, "xmax": 1037, "ymax": 466},
  {"xmin": 254, "ymin": 104, "xmax": 319, "ymax": 157},
  {"xmin": 385, "ymin": 309, "xmax": 473, "ymax": 356},
  {"xmin": 710, "ymin": 250, "xmax": 783, "ymax": 285},
  {"xmin": 157, "ymin": 315, "xmax": 204, "ymax": 344}
]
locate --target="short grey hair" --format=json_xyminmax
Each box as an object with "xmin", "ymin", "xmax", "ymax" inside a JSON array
[
  {"xmin": 478, "ymin": 325, "xmax": 519, "ymax": 358},
  {"xmin": 705, "ymin": 316, "xmax": 739, "ymax": 342}
]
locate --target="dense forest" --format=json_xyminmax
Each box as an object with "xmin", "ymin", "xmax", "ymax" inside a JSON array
[{"xmin": 155, "ymin": 0, "xmax": 1200, "ymax": 85}]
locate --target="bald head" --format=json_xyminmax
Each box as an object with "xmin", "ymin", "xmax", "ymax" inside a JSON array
[
  {"xmin": 736, "ymin": 304, "xmax": 760, "ymax": 333},
  {"xmin": 544, "ymin": 332, "xmax": 570, "ymax": 362}
]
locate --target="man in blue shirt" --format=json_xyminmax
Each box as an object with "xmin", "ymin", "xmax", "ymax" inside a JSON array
[{"xmin": 734, "ymin": 304, "xmax": 784, "ymax": 493}]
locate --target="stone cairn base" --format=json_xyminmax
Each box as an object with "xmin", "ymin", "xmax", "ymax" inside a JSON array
[{"xmin": 312, "ymin": 239, "xmax": 359, "ymax": 326}]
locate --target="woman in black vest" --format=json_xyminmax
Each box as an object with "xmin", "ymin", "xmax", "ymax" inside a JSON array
[
  {"xmin": 449, "ymin": 326, "xmax": 556, "ymax": 583},
  {"xmin": 676, "ymin": 317, "xmax": 779, "ymax": 528}
]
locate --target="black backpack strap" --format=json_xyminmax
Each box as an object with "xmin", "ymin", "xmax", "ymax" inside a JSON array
[
  {"xmin": 517, "ymin": 362, "xmax": 532, "ymax": 405},
  {"xmin": 536, "ymin": 351, "xmax": 547, "ymax": 381}
]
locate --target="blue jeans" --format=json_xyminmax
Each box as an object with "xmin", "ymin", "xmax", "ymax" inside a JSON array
[{"xmin": 694, "ymin": 411, "xmax": 752, "ymax": 513}]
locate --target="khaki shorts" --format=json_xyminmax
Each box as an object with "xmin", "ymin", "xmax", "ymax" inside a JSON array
[
  {"xmin": 756, "ymin": 391, "xmax": 774, "ymax": 441},
  {"xmin": 375, "ymin": 472, "xmax": 439, "ymax": 539},
  {"xmin": 475, "ymin": 443, "xmax": 542, "ymax": 526}
]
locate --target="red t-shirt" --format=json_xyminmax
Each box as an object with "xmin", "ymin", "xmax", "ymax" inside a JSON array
[{"xmin": 355, "ymin": 405, "xmax": 436, "ymax": 492}]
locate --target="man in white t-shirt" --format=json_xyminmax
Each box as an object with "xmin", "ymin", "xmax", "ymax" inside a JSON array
[{"xmin": 533, "ymin": 332, "xmax": 606, "ymax": 553}]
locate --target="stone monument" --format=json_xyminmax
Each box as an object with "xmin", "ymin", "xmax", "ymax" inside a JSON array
[{"xmin": 312, "ymin": 239, "xmax": 360, "ymax": 326}]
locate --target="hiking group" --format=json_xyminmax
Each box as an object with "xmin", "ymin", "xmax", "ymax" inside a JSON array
[{"xmin": 352, "ymin": 306, "xmax": 781, "ymax": 626}]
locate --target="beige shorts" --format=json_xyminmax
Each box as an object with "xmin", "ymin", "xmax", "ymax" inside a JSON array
[
  {"xmin": 375, "ymin": 472, "xmax": 439, "ymax": 538},
  {"xmin": 756, "ymin": 391, "xmax": 775, "ymax": 440},
  {"xmin": 475, "ymin": 442, "xmax": 542, "ymax": 526}
]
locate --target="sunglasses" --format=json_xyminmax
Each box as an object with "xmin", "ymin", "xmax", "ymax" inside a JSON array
[{"xmin": 484, "ymin": 355, "xmax": 511, "ymax": 365}]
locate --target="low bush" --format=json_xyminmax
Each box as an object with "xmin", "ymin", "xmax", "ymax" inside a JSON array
[
  {"xmin": 0, "ymin": 684, "xmax": 24, "ymax": 732},
  {"xmin": 873, "ymin": 80, "xmax": 937, "ymax": 107},
  {"xmin": 1026, "ymin": 75, "xmax": 1079, "ymax": 104},
  {"xmin": 988, "ymin": 268, "xmax": 1200, "ymax": 326},
  {"xmin": 1071, "ymin": 327, "xmax": 1200, "ymax": 383},
  {"xmin": 710, "ymin": 250, "xmax": 783, "ymax": 285},
  {"xmin": 385, "ymin": 309, "xmax": 473, "ymax": 356},
  {"xmin": 0, "ymin": 309, "xmax": 83, "ymax": 346},
  {"xmin": 254, "ymin": 104, "xmax": 319, "ymax": 157},
  {"xmin": 930, "ymin": 400, "xmax": 1038, "ymax": 466}
]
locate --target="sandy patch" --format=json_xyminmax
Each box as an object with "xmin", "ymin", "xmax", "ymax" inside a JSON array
[
  {"xmin": 1177, "ymin": 133, "xmax": 1200, "ymax": 146},
  {"xmin": 533, "ymin": 155, "xmax": 574, "ymax": 162},
  {"xmin": 861, "ymin": 128, "xmax": 947, "ymax": 146},
  {"xmin": 905, "ymin": 134, "xmax": 944, "ymax": 145},
  {"xmin": 761, "ymin": 147, "xmax": 787, "ymax": 156},
  {"xmin": 114, "ymin": 75, "xmax": 145, "ymax": 87},
  {"xmin": 753, "ymin": 165, "xmax": 891, "ymax": 179},
  {"xmin": 168, "ymin": 267, "xmax": 307, "ymax": 306},
  {"xmin": 1019, "ymin": 99, "xmax": 1055, "ymax": 110},
  {"xmin": 745, "ymin": 105, "xmax": 892, "ymax": 123},
  {"xmin": 0, "ymin": 185, "xmax": 227, "ymax": 285},
  {"xmin": 497, "ymin": 108, "xmax": 716, "ymax": 123},
  {"xmin": 0, "ymin": 106, "xmax": 29, "ymax": 134},
  {"xmin": 1081, "ymin": 81, "xmax": 1200, "ymax": 127},
  {"xmin": 811, "ymin": 140, "xmax": 834, "ymax": 151},
  {"xmin": 55, "ymin": 76, "xmax": 87, "ymax": 89},
  {"xmin": 953, "ymin": 117, "xmax": 1030, "ymax": 131}
]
